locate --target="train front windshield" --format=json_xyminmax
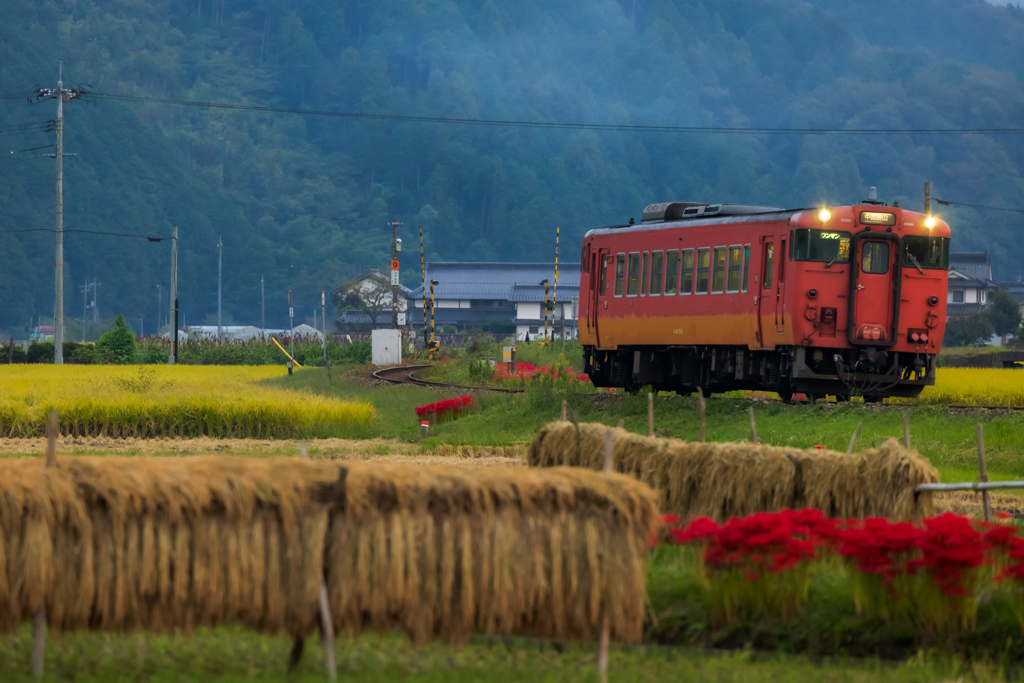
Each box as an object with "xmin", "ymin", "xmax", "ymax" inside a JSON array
[
  {"xmin": 903, "ymin": 236, "xmax": 950, "ymax": 270},
  {"xmin": 793, "ymin": 228, "xmax": 851, "ymax": 264}
]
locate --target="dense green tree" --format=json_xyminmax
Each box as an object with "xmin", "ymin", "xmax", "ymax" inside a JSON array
[
  {"xmin": 0, "ymin": 0, "xmax": 1023, "ymax": 333},
  {"xmin": 95, "ymin": 315, "xmax": 137, "ymax": 364},
  {"xmin": 945, "ymin": 313, "xmax": 995, "ymax": 348},
  {"xmin": 988, "ymin": 290, "xmax": 1023, "ymax": 346}
]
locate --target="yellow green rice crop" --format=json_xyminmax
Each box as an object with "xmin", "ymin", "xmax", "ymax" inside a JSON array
[
  {"xmin": 0, "ymin": 366, "xmax": 373, "ymax": 438},
  {"xmin": 894, "ymin": 368, "xmax": 1024, "ymax": 407}
]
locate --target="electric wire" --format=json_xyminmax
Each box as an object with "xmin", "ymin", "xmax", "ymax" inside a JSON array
[
  {"xmin": 0, "ymin": 228, "xmax": 169, "ymax": 241},
  {"xmin": 92, "ymin": 92, "xmax": 1024, "ymax": 136},
  {"xmin": 935, "ymin": 199, "xmax": 1024, "ymax": 214}
]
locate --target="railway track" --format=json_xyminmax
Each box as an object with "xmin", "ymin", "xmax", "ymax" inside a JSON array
[{"xmin": 372, "ymin": 365, "xmax": 523, "ymax": 394}]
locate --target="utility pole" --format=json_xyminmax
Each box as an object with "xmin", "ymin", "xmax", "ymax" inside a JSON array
[
  {"xmin": 554, "ymin": 226, "xmax": 559, "ymax": 342},
  {"xmin": 321, "ymin": 290, "xmax": 327, "ymax": 364},
  {"xmin": 169, "ymin": 224, "xmax": 178, "ymax": 364},
  {"xmin": 157, "ymin": 284, "xmax": 162, "ymax": 332},
  {"xmin": 33, "ymin": 63, "xmax": 84, "ymax": 364},
  {"xmin": 217, "ymin": 235, "xmax": 223, "ymax": 340},
  {"xmin": 261, "ymin": 274, "xmax": 265, "ymax": 334},
  {"xmin": 924, "ymin": 181, "xmax": 931, "ymax": 215},
  {"xmin": 288, "ymin": 289, "xmax": 294, "ymax": 362},
  {"xmin": 390, "ymin": 217, "xmax": 402, "ymax": 330},
  {"xmin": 420, "ymin": 227, "xmax": 427, "ymax": 348},
  {"xmin": 80, "ymin": 279, "xmax": 88, "ymax": 341}
]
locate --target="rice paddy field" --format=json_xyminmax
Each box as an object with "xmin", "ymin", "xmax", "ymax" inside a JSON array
[{"xmin": 3, "ymin": 359, "xmax": 1024, "ymax": 680}]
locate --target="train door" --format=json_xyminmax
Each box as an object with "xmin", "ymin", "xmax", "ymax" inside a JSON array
[
  {"xmin": 592, "ymin": 248, "xmax": 610, "ymax": 347},
  {"xmin": 774, "ymin": 236, "xmax": 787, "ymax": 337},
  {"xmin": 758, "ymin": 240, "xmax": 775, "ymax": 348},
  {"xmin": 850, "ymin": 236, "xmax": 897, "ymax": 343}
]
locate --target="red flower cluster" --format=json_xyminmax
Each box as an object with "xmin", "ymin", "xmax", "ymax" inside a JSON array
[
  {"xmin": 414, "ymin": 395, "xmax": 475, "ymax": 423},
  {"xmin": 491, "ymin": 362, "xmax": 591, "ymax": 384},
  {"xmin": 667, "ymin": 510, "xmax": 1022, "ymax": 598}
]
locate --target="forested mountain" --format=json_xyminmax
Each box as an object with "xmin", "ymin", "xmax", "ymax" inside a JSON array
[{"xmin": 2, "ymin": 0, "xmax": 1023, "ymax": 334}]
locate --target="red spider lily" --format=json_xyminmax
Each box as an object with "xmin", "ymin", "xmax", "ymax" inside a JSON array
[{"xmin": 414, "ymin": 395, "xmax": 475, "ymax": 423}]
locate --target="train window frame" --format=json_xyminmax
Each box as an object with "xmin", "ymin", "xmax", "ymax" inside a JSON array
[
  {"xmin": 664, "ymin": 250, "xmax": 680, "ymax": 295},
  {"xmin": 582, "ymin": 244, "xmax": 589, "ymax": 273},
  {"xmin": 741, "ymin": 244, "xmax": 751, "ymax": 292},
  {"xmin": 640, "ymin": 252, "xmax": 649, "ymax": 297},
  {"xmin": 711, "ymin": 246, "xmax": 727, "ymax": 294},
  {"xmin": 902, "ymin": 235, "xmax": 950, "ymax": 270},
  {"xmin": 681, "ymin": 249, "xmax": 694, "ymax": 295},
  {"xmin": 763, "ymin": 242, "xmax": 774, "ymax": 291},
  {"xmin": 626, "ymin": 252, "xmax": 641, "ymax": 297},
  {"xmin": 600, "ymin": 254, "xmax": 609, "ymax": 296},
  {"xmin": 726, "ymin": 245, "xmax": 743, "ymax": 293},
  {"xmin": 614, "ymin": 253, "xmax": 625, "ymax": 297},
  {"xmin": 696, "ymin": 248, "xmax": 710, "ymax": 295},
  {"xmin": 649, "ymin": 251, "xmax": 664, "ymax": 296}
]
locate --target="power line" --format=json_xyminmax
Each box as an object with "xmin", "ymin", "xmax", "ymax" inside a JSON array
[
  {"xmin": 936, "ymin": 199, "xmax": 1024, "ymax": 214},
  {"xmin": 0, "ymin": 227, "xmax": 169, "ymax": 241},
  {"xmin": 92, "ymin": 91, "xmax": 1024, "ymax": 136}
]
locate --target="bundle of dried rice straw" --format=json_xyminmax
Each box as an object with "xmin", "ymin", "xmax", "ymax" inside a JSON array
[
  {"xmin": 528, "ymin": 422, "xmax": 939, "ymax": 522},
  {"xmin": 0, "ymin": 456, "xmax": 658, "ymax": 644}
]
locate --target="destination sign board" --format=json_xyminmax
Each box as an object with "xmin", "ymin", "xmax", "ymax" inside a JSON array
[{"xmin": 859, "ymin": 211, "xmax": 897, "ymax": 226}]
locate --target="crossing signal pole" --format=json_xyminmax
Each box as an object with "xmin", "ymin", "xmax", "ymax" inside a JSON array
[
  {"xmin": 33, "ymin": 63, "xmax": 85, "ymax": 364},
  {"xmin": 390, "ymin": 218, "xmax": 402, "ymax": 330}
]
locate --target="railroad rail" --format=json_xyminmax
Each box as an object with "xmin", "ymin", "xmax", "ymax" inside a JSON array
[{"xmin": 372, "ymin": 364, "xmax": 523, "ymax": 394}]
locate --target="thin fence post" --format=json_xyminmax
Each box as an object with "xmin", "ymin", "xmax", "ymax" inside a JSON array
[
  {"xmin": 902, "ymin": 410, "xmax": 910, "ymax": 449},
  {"xmin": 697, "ymin": 387, "xmax": 706, "ymax": 443},
  {"xmin": 847, "ymin": 422, "xmax": 863, "ymax": 455},
  {"xmin": 978, "ymin": 423, "xmax": 992, "ymax": 523},
  {"xmin": 34, "ymin": 410, "xmax": 58, "ymax": 680},
  {"xmin": 647, "ymin": 393, "xmax": 654, "ymax": 438},
  {"xmin": 597, "ymin": 426, "xmax": 614, "ymax": 682},
  {"xmin": 562, "ymin": 400, "xmax": 567, "ymax": 422},
  {"xmin": 748, "ymin": 406, "xmax": 757, "ymax": 444}
]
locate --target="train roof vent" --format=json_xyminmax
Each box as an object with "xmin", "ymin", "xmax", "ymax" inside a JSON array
[
  {"xmin": 681, "ymin": 206, "xmax": 706, "ymax": 218},
  {"xmin": 641, "ymin": 201, "xmax": 708, "ymax": 222},
  {"xmin": 702, "ymin": 204, "xmax": 786, "ymax": 217}
]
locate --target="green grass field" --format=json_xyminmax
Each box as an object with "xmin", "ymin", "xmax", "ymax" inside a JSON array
[{"xmin": 0, "ymin": 626, "xmax": 1004, "ymax": 682}]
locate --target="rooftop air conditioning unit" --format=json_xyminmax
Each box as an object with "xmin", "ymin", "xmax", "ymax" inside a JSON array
[{"xmin": 641, "ymin": 202, "xmax": 708, "ymax": 222}]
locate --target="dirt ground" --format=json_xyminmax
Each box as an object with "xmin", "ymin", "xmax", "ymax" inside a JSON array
[{"xmin": 0, "ymin": 436, "xmax": 526, "ymax": 467}]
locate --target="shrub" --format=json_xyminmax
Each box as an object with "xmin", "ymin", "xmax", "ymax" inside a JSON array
[{"xmin": 95, "ymin": 315, "xmax": 136, "ymax": 364}]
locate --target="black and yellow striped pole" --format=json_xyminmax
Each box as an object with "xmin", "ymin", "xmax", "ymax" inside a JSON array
[
  {"xmin": 420, "ymin": 226, "xmax": 427, "ymax": 351},
  {"xmin": 428, "ymin": 279, "xmax": 439, "ymax": 360},
  {"xmin": 554, "ymin": 225, "xmax": 559, "ymax": 342}
]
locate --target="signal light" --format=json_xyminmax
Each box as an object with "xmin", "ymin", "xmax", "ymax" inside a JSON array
[
  {"xmin": 928, "ymin": 296, "xmax": 939, "ymax": 306},
  {"xmin": 817, "ymin": 208, "xmax": 831, "ymax": 223},
  {"xmin": 924, "ymin": 216, "xmax": 936, "ymax": 229},
  {"xmin": 807, "ymin": 289, "xmax": 817, "ymax": 299}
]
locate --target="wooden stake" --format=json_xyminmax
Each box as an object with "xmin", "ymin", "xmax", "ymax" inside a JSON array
[
  {"xmin": 902, "ymin": 410, "xmax": 910, "ymax": 449},
  {"xmin": 319, "ymin": 582, "xmax": 337, "ymax": 681},
  {"xmin": 697, "ymin": 387, "xmax": 706, "ymax": 443},
  {"xmin": 647, "ymin": 392, "xmax": 654, "ymax": 438},
  {"xmin": 598, "ymin": 425, "xmax": 614, "ymax": 682},
  {"xmin": 978, "ymin": 423, "xmax": 992, "ymax": 523},
  {"xmin": 45, "ymin": 409, "xmax": 58, "ymax": 467},
  {"xmin": 299, "ymin": 441, "xmax": 309, "ymax": 459},
  {"xmin": 562, "ymin": 400, "xmax": 567, "ymax": 421},
  {"xmin": 847, "ymin": 422, "xmax": 863, "ymax": 455},
  {"xmin": 33, "ymin": 409, "xmax": 58, "ymax": 680},
  {"xmin": 748, "ymin": 406, "xmax": 757, "ymax": 444}
]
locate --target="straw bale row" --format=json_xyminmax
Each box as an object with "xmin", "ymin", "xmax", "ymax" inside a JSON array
[
  {"xmin": 0, "ymin": 456, "xmax": 657, "ymax": 644},
  {"xmin": 528, "ymin": 422, "xmax": 940, "ymax": 522}
]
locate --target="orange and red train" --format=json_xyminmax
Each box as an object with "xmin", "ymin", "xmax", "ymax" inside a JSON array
[{"xmin": 578, "ymin": 199, "xmax": 951, "ymax": 401}]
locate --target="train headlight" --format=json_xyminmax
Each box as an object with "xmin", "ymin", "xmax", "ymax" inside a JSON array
[
  {"xmin": 924, "ymin": 216, "xmax": 936, "ymax": 229},
  {"xmin": 817, "ymin": 208, "xmax": 831, "ymax": 223}
]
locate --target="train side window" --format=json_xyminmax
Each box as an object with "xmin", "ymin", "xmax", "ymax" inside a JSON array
[
  {"xmin": 600, "ymin": 254, "xmax": 609, "ymax": 296},
  {"xmin": 649, "ymin": 251, "xmax": 664, "ymax": 296},
  {"xmin": 779, "ymin": 239, "xmax": 786, "ymax": 283},
  {"xmin": 741, "ymin": 244, "xmax": 751, "ymax": 292},
  {"xmin": 681, "ymin": 249, "xmax": 694, "ymax": 294},
  {"xmin": 614, "ymin": 254, "xmax": 625, "ymax": 297},
  {"xmin": 727, "ymin": 246, "xmax": 742, "ymax": 293},
  {"xmin": 626, "ymin": 252, "xmax": 641, "ymax": 296},
  {"xmin": 696, "ymin": 248, "xmax": 710, "ymax": 294},
  {"xmin": 712, "ymin": 247, "xmax": 726, "ymax": 294},
  {"xmin": 763, "ymin": 243, "xmax": 774, "ymax": 290},
  {"xmin": 640, "ymin": 252, "xmax": 649, "ymax": 297},
  {"xmin": 664, "ymin": 250, "xmax": 679, "ymax": 295}
]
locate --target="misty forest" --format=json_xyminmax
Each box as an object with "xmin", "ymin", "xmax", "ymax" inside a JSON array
[{"xmin": 1, "ymin": 0, "xmax": 1023, "ymax": 335}]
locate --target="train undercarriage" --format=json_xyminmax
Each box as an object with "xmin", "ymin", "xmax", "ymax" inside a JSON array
[{"xmin": 584, "ymin": 345, "xmax": 937, "ymax": 401}]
